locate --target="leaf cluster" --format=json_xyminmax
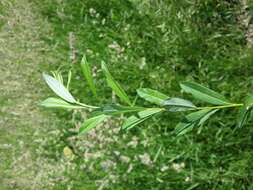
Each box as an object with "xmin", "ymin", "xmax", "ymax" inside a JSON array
[{"xmin": 41, "ymin": 55, "xmax": 251, "ymax": 135}]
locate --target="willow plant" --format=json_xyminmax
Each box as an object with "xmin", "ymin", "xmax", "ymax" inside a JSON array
[{"xmin": 41, "ymin": 55, "xmax": 252, "ymax": 135}]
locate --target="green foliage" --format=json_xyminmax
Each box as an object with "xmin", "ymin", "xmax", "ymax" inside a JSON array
[
  {"xmin": 80, "ymin": 55, "xmax": 97, "ymax": 97},
  {"xmin": 237, "ymin": 95, "xmax": 253, "ymax": 128},
  {"xmin": 40, "ymin": 97, "xmax": 83, "ymax": 109},
  {"xmin": 101, "ymin": 61, "xmax": 132, "ymax": 106},
  {"xmin": 162, "ymin": 97, "xmax": 196, "ymax": 112},
  {"xmin": 42, "ymin": 64, "xmax": 248, "ymax": 136},
  {"xmin": 97, "ymin": 104, "xmax": 146, "ymax": 116},
  {"xmin": 237, "ymin": 107, "xmax": 251, "ymax": 128},
  {"xmin": 79, "ymin": 114, "xmax": 109, "ymax": 134},
  {"xmin": 180, "ymin": 81, "xmax": 230, "ymax": 105},
  {"xmin": 43, "ymin": 73, "xmax": 76, "ymax": 103},
  {"xmin": 122, "ymin": 108, "xmax": 163, "ymax": 130},
  {"xmin": 137, "ymin": 88, "xmax": 169, "ymax": 105},
  {"xmin": 35, "ymin": 0, "xmax": 253, "ymax": 189},
  {"xmin": 175, "ymin": 109, "xmax": 218, "ymax": 135}
]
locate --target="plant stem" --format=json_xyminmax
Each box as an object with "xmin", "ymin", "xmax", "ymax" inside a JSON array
[{"xmin": 197, "ymin": 103, "xmax": 243, "ymax": 110}]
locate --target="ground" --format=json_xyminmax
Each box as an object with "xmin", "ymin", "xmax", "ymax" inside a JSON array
[{"xmin": 0, "ymin": 1, "xmax": 65, "ymax": 189}]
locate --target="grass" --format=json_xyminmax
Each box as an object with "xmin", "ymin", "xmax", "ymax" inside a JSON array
[
  {"xmin": 36, "ymin": 1, "xmax": 253, "ymax": 189},
  {"xmin": 1, "ymin": 0, "xmax": 253, "ymax": 189},
  {"xmin": 0, "ymin": 0, "xmax": 74, "ymax": 189}
]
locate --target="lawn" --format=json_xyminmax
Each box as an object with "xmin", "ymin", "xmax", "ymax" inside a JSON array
[{"xmin": 1, "ymin": 0, "xmax": 253, "ymax": 189}]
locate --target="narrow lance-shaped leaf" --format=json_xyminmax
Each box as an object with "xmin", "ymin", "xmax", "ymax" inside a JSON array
[
  {"xmin": 185, "ymin": 109, "xmax": 209, "ymax": 121},
  {"xmin": 175, "ymin": 109, "xmax": 210, "ymax": 135},
  {"xmin": 237, "ymin": 108, "xmax": 250, "ymax": 128},
  {"xmin": 162, "ymin": 97, "xmax": 196, "ymax": 112},
  {"xmin": 237, "ymin": 95, "xmax": 253, "ymax": 128},
  {"xmin": 198, "ymin": 109, "xmax": 218, "ymax": 125},
  {"xmin": 80, "ymin": 55, "xmax": 97, "ymax": 96},
  {"xmin": 40, "ymin": 98, "xmax": 83, "ymax": 109},
  {"xmin": 180, "ymin": 81, "xmax": 230, "ymax": 105},
  {"xmin": 137, "ymin": 88, "xmax": 169, "ymax": 105},
  {"xmin": 99, "ymin": 104, "xmax": 146, "ymax": 115},
  {"xmin": 101, "ymin": 62, "xmax": 131, "ymax": 105},
  {"xmin": 175, "ymin": 108, "xmax": 218, "ymax": 135},
  {"xmin": 79, "ymin": 114, "xmax": 109, "ymax": 135},
  {"xmin": 51, "ymin": 71, "xmax": 63, "ymax": 84},
  {"xmin": 67, "ymin": 69, "xmax": 72, "ymax": 90},
  {"xmin": 43, "ymin": 73, "xmax": 76, "ymax": 103},
  {"xmin": 122, "ymin": 108, "xmax": 163, "ymax": 130},
  {"xmin": 174, "ymin": 122, "xmax": 195, "ymax": 136}
]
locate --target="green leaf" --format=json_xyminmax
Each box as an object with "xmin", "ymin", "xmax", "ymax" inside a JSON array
[
  {"xmin": 51, "ymin": 71, "xmax": 63, "ymax": 84},
  {"xmin": 244, "ymin": 95, "xmax": 253, "ymax": 108},
  {"xmin": 174, "ymin": 122, "xmax": 195, "ymax": 136},
  {"xmin": 40, "ymin": 98, "xmax": 83, "ymax": 109},
  {"xmin": 198, "ymin": 109, "xmax": 218, "ymax": 125},
  {"xmin": 100, "ymin": 104, "xmax": 146, "ymax": 115},
  {"xmin": 180, "ymin": 81, "xmax": 230, "ymax": 105},
  {"xmin": 162, "ymin": 98, "xmax": 196, "ymax": 112},
  {"xmin": 175, "ymin": 109, "xmax": 218, "ymax": 135},
  {"xmin": 122, "ymin": 108, "xmax": 163, "ymax": 130},
  {"xmin": 80, "ymin": 55, "xmax": 97, "ymax": 96},
  {"xmin": 67, "ymin": 69, "xmax": 72, "ymax": 90},
  {"xmin": 137, "ymin": 88, "xmax": 169, "ymax": 105},
  {"xmin": 237, "ymin": 108, "xmax": 251, "ymax": 128},
  {"xmin": 185, "ymin": 108, "xmax": 217, "ymax": 122},
  {"xmin": 79, "ymin": 114, "xmax": 108, "ymax": 134},
  {"xmin": 185, "ymin": 109, "xmax": 210, "ymax": 121},
  {"xmin": 101, "ymin": 62, "xmax": 131, "ymax": 105},
  {"xmin": 43, "ymin": 73, "xmax": 76, "ymax": 103},
  {"xmin": 237, "ymin": 95, "xmax": 253, "ymax": 128},
  {"xmin": 176, "ymin": 109, "xmax": 211, "ymax": 136}
]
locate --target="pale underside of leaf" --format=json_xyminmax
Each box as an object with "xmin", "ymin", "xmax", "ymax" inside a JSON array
[
  {"xmin": 180, "ymin": 81, "xmax": 230, "ymax": 105},
  {"xmin": 43, "ymin": 73, "xmax": 76, "ymax": 103},
  {"xmin": 40, "ymin": 97, "xmax": 83, "ymax": 109},
  {"xmin": 137, "ymin": 88, "xmax": 169, "ymax": 105}
]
